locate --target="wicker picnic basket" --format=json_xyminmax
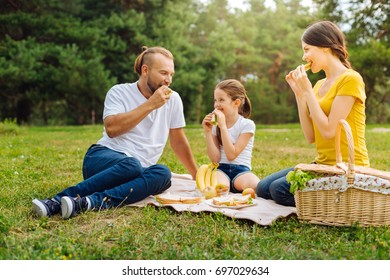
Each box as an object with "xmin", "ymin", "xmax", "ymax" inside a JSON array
[{"xmin": 294, "ymin": 119, "xmax": 390, "ymax": 227}]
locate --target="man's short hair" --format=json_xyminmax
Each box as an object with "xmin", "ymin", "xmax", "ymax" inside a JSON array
[{"xmin": 134, "ymin": 46, "xmax": 174, "ymax": 76}]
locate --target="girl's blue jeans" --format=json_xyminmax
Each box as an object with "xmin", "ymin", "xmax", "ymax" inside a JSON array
[
  {"xmin": 255, "ymin": 167, "xmax": 295, "ymax": 207},
  {"xmin": 54, "ymin": 144, "xmax": 171, "ymax": 209},
  {"xmin": 217, "ymin": 163, "xmax": 250, "ymax": 193}
]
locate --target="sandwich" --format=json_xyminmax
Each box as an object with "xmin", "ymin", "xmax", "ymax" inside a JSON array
[
  {"xmin": 162, "ymin": 85, "xmax": 172, "ymax": 96},
  {"xmin": 156, "ymin": 193, "xmax": 203, "ymax": 204},
  {"xmin": 211, "ymin": 114, "xmax": 218, "ymax": 126},
  {"xmin": 304, "ymin": 63, "xmax": 311, "ymax": 71},
  {"xmin": 212, "ymin": 194, "xmax": 253, "ymax": 206}
]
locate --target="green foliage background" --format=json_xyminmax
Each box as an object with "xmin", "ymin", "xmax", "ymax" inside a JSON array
[{"xmin": 1, "ymin": 0, "xmax": 389, "ymax": 125}]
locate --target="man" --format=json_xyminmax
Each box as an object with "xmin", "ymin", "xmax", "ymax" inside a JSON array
[{"xmin": 32, "ymin": 46, "xmax": 198, "ymax": 219}]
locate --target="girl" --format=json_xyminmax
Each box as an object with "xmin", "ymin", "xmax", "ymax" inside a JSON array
[
  {"xmin": 256, "ymin": 21, "xmax": 370, "ymax": 206},
  {"xmin": 202, "ymin": 79, "xmax": 260, "ymax": 193}
]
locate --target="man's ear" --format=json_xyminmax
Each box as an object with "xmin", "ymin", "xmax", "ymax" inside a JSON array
[{"xmin": 141, "ymin": 64, "xmax": 149, "ymax": 75}]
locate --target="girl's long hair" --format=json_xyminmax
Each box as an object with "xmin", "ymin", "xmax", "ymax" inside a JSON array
[{"xmin": 215, "ymin": 79, "xmax": 251, "ymax": 146}]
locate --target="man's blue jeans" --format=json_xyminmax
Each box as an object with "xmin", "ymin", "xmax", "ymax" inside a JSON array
[
  {"xmin": 54, "ymin": 144, "xmax": 171, "ymax": 209},
  {"xmin": 255, "ymin": 167, "xmax": 295, "ymax": 207}
]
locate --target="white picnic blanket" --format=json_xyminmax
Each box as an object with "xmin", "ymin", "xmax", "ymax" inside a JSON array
[{"xmin": 128, "ymin": 173, "xmax": 297, "ymax": 226}]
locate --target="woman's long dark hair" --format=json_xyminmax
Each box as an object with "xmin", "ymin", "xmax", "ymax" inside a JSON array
[{"xmin": 302, "ymin": 21, "xmax": 351, "ymax": 69}]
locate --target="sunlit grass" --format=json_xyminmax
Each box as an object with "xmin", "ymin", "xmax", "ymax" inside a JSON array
[{"xmin": 0, "ymin": 123, "xmax": 389, "ymax": 259}]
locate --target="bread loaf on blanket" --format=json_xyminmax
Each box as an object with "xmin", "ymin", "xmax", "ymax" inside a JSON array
[
  {"xmin": 212, "ymin": 194, "xmax": 252, "ymax": 206},
  {"xmin": 156, "ymin": 193, "xmax": 203, "ymax": 204}
]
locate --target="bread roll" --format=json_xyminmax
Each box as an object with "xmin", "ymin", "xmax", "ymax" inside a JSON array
[
  {"xmin": 156, "ymin": 193, "xmax": 203, "ymax": 204},
  {"xmin": 212, "ymin": 194, "xmax": 252, "ymax": 206}
]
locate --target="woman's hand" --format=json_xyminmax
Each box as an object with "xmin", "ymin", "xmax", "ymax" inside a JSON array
[
  {"xmin": 286, "ymin": 65, "xmax": 313, "ymax": 98},
  {"xmin": 286, "ymin": 65, "xmax": 316, "ymax": 143}
]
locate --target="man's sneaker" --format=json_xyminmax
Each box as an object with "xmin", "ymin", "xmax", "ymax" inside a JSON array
[
  {"xmin": 61, "ymin": 196, "xmax": 91, "ymax": 219},
  {"xmin": 32, "ymin": 198, "xmax": 61, "ymax": 217}
]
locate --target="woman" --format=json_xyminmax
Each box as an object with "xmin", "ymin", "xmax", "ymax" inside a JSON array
[{"xmin": 256, "ymin": 21, "xmax": 369, "ymax": 206}]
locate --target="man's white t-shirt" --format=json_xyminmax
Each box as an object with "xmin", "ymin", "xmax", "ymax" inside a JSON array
[
  {"xmin": 212, "ymin": 115, "xmax": 255, "ymax": 169},
  {"xmin": 97, "ymin": 82, "xmax": 186, "ymax": 167}
]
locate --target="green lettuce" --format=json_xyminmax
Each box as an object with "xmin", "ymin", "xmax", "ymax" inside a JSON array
[{"xmin": 286, "ymin": 170, "xmax": 316, "ymax": 194}]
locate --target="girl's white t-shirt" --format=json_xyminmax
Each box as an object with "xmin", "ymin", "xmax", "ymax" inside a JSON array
[
  {"xmin": 212, "ymin": 115, "xmax": 255, "ymax": 169},
  {"xmin": 97, "ymin": 82, "xmax": 185, "ymax": 167}
]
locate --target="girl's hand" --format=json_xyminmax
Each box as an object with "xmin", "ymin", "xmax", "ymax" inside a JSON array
[
  {"xmin": 202, "ymin": 113, "xmax": 214, "ymax": 133},
  {"xmin": 213, "ymin": 110, "xmax": 226, "ymax": 129}
]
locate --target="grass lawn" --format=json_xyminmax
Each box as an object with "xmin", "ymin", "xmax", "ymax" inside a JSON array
[{"xmin": 0, "ymin": 123, "xmax": 389, "ymax": 260}]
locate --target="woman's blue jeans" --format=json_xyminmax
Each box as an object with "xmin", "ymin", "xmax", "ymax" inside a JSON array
[
  {"xmin": 54, "ymin": 144, "xmax": 171, "ymax": 209},
  {"xmin": 256, "ymin": 167, "xmax": 295, "ymax": 207}
]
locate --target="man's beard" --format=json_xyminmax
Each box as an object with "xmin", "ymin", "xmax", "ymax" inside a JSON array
[{"xmin": 146, "ymin": 79, "xmax": 160, "ymax": 95}]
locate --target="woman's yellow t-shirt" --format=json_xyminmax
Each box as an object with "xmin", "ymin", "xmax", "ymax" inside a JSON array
[{"xmin": 312, "ymin": 69, "xmax": 370, "ymax": 166}]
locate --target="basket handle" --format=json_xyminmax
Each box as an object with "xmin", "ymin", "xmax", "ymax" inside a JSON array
[{"xmin": 335, "ymin": 119, "xmax": 355, "ymax": 186}]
